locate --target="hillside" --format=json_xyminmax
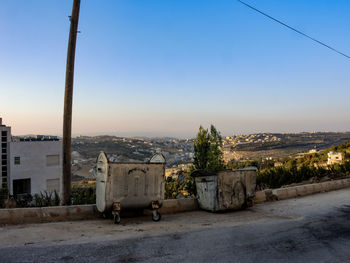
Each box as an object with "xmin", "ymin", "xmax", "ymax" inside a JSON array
[{"xmin": 223, "ymin": 132, "xmax": 350, "ymax": 160}]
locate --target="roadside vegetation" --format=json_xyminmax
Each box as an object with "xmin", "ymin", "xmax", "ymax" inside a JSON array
[
  {"xmin": 256, "ymin": 162, "xmax": 350, "ymax": 189},
  {"xmin": 228, "ymin": 141, "xmax": 350, "ymax": 189},
  {"xmin": 1, "ymin": 185, "xmax": 96, "ymax": 208},
  {"xmin": 71, "ymin": 185, "xmax": 96, "ymax": 205},
  {"xmin": 165, "ymin": 127, "xmax": 350, "ymax": 198}
]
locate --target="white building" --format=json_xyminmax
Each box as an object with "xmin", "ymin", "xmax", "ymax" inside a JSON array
[
  {"xmin": 10, "ymin": 139, "xmax": 62, "ymax": 197},
  {"xmin": 1, "ymin": 118, "xmax": 63, "ymax": 198},
  {"xmin": 0, "ymin": 118, "xmax": 11, "ymax": 189},
  {"xmin": 327, "ymin": 151, "xmax": 344, "ymax": 165}
]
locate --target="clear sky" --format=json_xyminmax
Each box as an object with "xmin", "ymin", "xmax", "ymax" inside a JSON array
[{"xmin": 1, "ymin": 0, "xmax": 350, "ymax": 138}]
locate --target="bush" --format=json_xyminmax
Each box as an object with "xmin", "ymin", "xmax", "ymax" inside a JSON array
[
  {"xmin": 0, "ymin": 186, "xmax": 9, "ymax": 208},
  {"xmin": 33, "ymin": 190, "xmax": 60, "ymax": 207},
  {"xmin": 165, "ymin": 174, "xmax": 196, "ymax": 199},
  {"xmin": 71, "ymin": 186, "xmax": 96, "ymax": 205},
  {"xmin": 16, "ymin": 193, "xmax": 33, "ymax": 207}
]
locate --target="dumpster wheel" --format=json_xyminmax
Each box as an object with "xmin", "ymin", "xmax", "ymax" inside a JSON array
[
  {"xmin": 152, "ymin": 210, "xmax": 161, "ymax": 222},
  {"xmin": 113, "ymin": 212, "xmax": 121, "ymax": 224}
]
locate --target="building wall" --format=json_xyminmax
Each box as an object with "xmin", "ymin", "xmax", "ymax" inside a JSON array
[
  {"xmin": 327, "ymin": 152, "xmax": 344, "ymax": 165},
  {"xmin": 9, "ymin": 141, "xmax": 62, "ymax": 196},
  {"xmin": 0, "ymin": 118, "xmax": 11, "ymax": 189}
]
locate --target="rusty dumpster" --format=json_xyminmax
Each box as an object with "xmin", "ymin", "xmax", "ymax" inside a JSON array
[
  {"xmin": 96, "ymin": 152, "xmax": 166, "ymax": 224},
  {"xmin": 192, "ymin": 167, "xmax": 257, "ymax": 212}
]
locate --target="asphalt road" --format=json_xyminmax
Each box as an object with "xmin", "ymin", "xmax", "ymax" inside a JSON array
[{"xmin": 1, "ymin": 189, "xmax": 350, "ymax": 263}]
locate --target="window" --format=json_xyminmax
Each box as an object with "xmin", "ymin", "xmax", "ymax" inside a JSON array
[
  {"xmin": 2, "ymin": 178, "xmax": 7, "ymax": 189},
  {"xmin": 14, "ymin": 156, "xmax": 20, "ymax": 165},
  {"xmin": 46, "ymin": 178, "xmax": 60, "ymax": 193},
  {"xmin": 13, "ymin": 178, "xmax": 31, "ymax": 195},
  {"xmin": 46, "ymin": 155, "xmax": 60, "ymax": 166}
]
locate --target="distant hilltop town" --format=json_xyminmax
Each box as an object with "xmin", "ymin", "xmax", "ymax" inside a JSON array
[{"xmin": 222, "ymin": 132, "xmax": 350, "ymax": 161}]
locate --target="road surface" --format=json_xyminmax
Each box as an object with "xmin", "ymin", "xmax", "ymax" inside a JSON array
[{"xmin": 1, "ymin": 188, "xmax": 350, "ymax": 262}]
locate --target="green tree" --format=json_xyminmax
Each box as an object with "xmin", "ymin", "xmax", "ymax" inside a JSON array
[{"xmin": 193, "ymin": 125, "xmax": 225, "ymax": 171}]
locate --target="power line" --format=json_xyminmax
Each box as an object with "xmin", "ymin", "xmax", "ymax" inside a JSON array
[{"xmin": 237, "ymin": 0, "xmax": 350, "ymax": 60}]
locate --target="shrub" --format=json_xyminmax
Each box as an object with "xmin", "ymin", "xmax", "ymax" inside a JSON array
[
  {"xmin": 71, "ymin": 185, "xmax": 96, "ymax": 205},
  {"xmin": 165, "ymin": 173, "xmax": 196, "ymax": 199},
  {"xmin": 0, "ymin": 185, "xmax": 9, "ymax": 208},
  {"xmin": 33, "ymin": 190, "xmax": 60, "ymax": 207}
]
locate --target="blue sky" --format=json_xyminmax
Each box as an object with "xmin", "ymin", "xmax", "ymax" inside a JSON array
[{"xmin": 1, "ymin": 0, "xmax": 350, "ymax": 137}]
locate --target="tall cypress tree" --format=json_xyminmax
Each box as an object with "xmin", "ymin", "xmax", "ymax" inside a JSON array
[
  {"xmin": 193, "ymin": 125, "xmax": 225, "ymax": 171},
  {"xmin": 193, "ymin": 126, "xmax": 210, "ymax": 170}
]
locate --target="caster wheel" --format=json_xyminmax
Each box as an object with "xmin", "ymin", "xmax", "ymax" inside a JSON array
[
  {"xmin": 152, "ymin": 210, "xmax": 161, "ymax": 222},
  {"xmin": 113, "ymin": 213, "xmax": 121, "ymax": 224}
]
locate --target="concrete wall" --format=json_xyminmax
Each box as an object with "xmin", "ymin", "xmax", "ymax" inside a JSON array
[
  {"xmin": 254, "ymin": 178, "xmax": 350, "ymax": 204},
  {"xmin": 0, "ymin": 199, "xmax": 198, "ymax": 224},
  {"xmin": 0, "ymin": 205, "xmax": 98, "ymax": 224},
  {"xmin": 159, "ymin": 198, "xmax": 198, "ymax": 214},
  {"xmin": 9, "ymin": 141, "xmax": 62, "ymax": 196}
]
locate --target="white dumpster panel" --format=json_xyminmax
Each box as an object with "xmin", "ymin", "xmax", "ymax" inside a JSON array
[{"xmin": 96, "ymin": 152, "xmax": 108, "ymax": 213}]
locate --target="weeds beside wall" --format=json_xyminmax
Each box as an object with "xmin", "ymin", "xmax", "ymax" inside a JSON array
[
  {"xmin": 257, "ymin": 161, "xmax": 350, "ymax": 189},
  {"xmin": 0, "ymin": 185, "xmax": 96, "ymax": 208},
  {"xmin": 71, "ymin": 185, "xmax": 96, "ymax": 205}
]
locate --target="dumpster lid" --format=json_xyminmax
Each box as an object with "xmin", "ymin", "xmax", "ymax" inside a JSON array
[
  {"xmin": 190, "ymin": 170, "xmax": 218, "ymax": 177},
  {"xmin": 149, "ymin": 153, "xmax": 166, "ymax": 163},
  {"xmin": 191, "ymin": 167, "xmax": 258, "ymax": 177},
  {"xmin": 237, "ymin": 166, "xmax": 258, "ymax": 172}
]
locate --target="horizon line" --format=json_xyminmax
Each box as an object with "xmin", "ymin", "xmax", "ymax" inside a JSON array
[{"xmin": 11, "ymin": 130, "xmax": 350, "ymax": 140}]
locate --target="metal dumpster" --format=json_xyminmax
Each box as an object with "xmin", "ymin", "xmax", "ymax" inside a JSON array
[
  {"xmin": 192, "ymin": 167, "xmax": 257, "ymax": 212},
  {"xmin": 96, "ymin": 152, "xmax": 166, "ymax": 224}
]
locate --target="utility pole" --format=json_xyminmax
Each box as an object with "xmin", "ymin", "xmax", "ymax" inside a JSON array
[{"xmin": 62, "ymin": 0, "xmax": 81, "ymax": 205}]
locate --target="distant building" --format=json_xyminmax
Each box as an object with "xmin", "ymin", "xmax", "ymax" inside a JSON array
[
  {"xmin": 327, "ymin": 151, "xmax": 344, "ymax": 165},
  {"xmin": 308, "ymin": 149, "xmax": 318, "ymax": 154},
  {"xmin": 0, "ymin": 118, "xmax": 11, "ymax": 189},
  {"xmin": 274, "ymin": 162, "xmax": 283, "ymax": 167},
  {"xmin": 223, "ymin": 151, "xmax": 237, "ymax": 163}
]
